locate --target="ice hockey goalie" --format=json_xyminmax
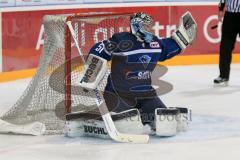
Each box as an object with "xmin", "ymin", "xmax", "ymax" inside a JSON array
[{"xmin": 65, "ymin": 12, "xmax": 196, "ymax": 138}]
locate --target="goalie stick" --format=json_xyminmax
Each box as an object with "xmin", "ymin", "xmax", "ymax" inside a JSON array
[
  {"xmin": 67, "ymin": 21, "xmax": 149, "ymax": 143},
  {"xmin": 0, "ymin": 119, "xmax": 46, "ymax": 136}
]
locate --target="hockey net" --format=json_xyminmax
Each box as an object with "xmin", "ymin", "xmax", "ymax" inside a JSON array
[{"xmin": 0, "ymin": 13, "xmax": 132, "ymax": 134}]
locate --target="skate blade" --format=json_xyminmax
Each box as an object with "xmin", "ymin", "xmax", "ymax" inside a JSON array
[{"xmin": 213, "ymin": 81, "xmax": 229, "ymax": 87}]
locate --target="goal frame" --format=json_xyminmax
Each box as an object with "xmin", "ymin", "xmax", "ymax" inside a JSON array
[{"xmin": 64, "ymin": 12, "xmax": 133, "ymax": 114}]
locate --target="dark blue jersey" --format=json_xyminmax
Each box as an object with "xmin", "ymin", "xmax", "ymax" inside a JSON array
[{"xmin": 89, "ymin": 32, "xmax": 182, "ymax": 95}]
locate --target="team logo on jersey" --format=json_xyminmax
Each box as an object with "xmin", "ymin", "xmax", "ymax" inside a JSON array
[
  {"xmin": 126, "ymin": 71, "xmax": 151, "ymax": 80},
  {"xmin": 139, "ymin": 55, "xmax": 151, "ymax": 69},
  {"xmin": 150, "ymin": 42, "xmax": 160, "ymax": 48}
]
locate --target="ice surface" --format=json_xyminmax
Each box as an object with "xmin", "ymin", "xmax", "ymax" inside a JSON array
[{"xmin": 1, "ymin": 64, "xmax": 240, "ymax": 160}]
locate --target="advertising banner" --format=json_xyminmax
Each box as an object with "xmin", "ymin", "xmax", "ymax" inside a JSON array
[
  {"xmin": 16, "ymin": 0, "xmax": 47, "ymax": 6},
  {"xmin": 0, "ymin": 0, "xmax": 15, "ymax": 7},
  {"xmin": 83, "ymin": 0, "xmax": 122, "ymax": 3},
  {"xmin": 47, "ymin": 0, "xmax": 83, "ymax": 5},
  {"xmin": 2, "ymin": 5, "xmax": 240, "ymax": 71}
]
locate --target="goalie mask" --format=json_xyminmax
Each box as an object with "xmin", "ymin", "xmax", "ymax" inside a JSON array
[{"xmin": 130, "ymin": 12, "xmax": 154, "ymax": 43}]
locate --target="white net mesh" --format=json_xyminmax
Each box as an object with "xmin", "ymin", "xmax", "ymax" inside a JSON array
[{"xmin": 0, "ymin": 13, "xmax": 131, "ymax": 134}]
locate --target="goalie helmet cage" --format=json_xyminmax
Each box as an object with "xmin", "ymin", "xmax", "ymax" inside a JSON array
[{"xmin": 0, "ymin": 13, "xmax": 133, "ymax": 134}]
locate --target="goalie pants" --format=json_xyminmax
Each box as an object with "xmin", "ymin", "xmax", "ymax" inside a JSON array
[
  {"xmin": 219, "ymin": 11, "xmax": 240, "ymax": 79},
  {"xmin": 103, "ymin": 90, "xmax": 166, "ymax": 125}
]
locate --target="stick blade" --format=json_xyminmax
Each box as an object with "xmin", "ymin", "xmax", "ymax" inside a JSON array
[{"xmin": 101, "ymin": 113, "xmax": 149, "ymax": 143}]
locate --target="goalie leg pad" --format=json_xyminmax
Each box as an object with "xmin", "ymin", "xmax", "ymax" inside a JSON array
[
  {"xmin": 64, "ymin": 119, "xmax": 109, "ymax": 138},
  {"xmin": 171, "ymin": 107, "xmax": 189, "ymax": 132},
  {"xmin": 155, "ymin": 108, "xmax": 179, "ymax": 137},
  {"xmin": 64, "ymin": 109, "xmax": 144, "ymax": 138}
]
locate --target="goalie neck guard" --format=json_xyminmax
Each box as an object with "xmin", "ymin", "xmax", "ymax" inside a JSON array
[{"xmin": 130, "ymin": 12, "xmax": 154, "ymax": 43}]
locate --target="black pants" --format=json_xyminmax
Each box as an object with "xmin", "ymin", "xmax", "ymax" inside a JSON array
[
  {"xmin": 219, "ymin": 12, "xmax": 240, "ymax": 79},
  {"xmin": 103, "ymin": 90, "xmax": 166, "ymax": 125}
]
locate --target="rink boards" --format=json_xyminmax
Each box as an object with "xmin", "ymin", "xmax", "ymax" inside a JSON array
[{"xmin": 0, "ymin": 2, "xmax": 240, "ymax": 81}]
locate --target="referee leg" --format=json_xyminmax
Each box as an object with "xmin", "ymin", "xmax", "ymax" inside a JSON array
[{"xmin": 219, "ymin": 12, "xmax": 238, "ymax": 79}]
